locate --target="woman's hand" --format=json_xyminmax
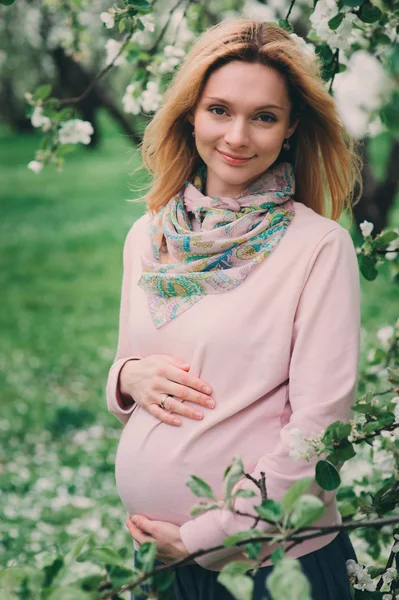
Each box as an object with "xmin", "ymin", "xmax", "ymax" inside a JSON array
[
  {"xmin": 119, "ymin": 355, "xmax": 215, "ymax": 426},
  {"xmin": 126, "ymin": 515, "xmax": 193, "ymax": 566}
]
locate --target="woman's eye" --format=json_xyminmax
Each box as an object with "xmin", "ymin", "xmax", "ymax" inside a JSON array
[
  {"xmin": 209, "ymin": 106, "xmax": 226, "ymax": 116},
  {"xmin": 258, "ymin": 114, "xmax": 276, "ymax": 123},
  {"xmin": 208, "ymin": 107, "xmax": 275, "ymax": 123}
]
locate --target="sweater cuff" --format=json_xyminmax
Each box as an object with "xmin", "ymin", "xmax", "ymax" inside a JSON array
[
  {"xmin": 179, "ymin": 507, "xmax": 245, "ymax": 569},
  {"xmin": 106, "ymin": 357, "xmax": 140, "ymax": 424}
]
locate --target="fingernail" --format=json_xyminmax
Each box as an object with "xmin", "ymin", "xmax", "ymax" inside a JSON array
[
  {"xmin": 206, "ymin": 400, "xmax": 215, "ymax": 408},
  {"xmin": 202, "ymin": 386, "xmax": 211, "ymax": 394},
  {"xmin": 195, "ymin": 412, "xmax": 203, "ymax": 419}
]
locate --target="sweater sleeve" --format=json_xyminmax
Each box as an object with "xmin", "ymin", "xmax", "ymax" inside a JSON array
[
  {"xmin": 179, "ymin": 226, "xmax": 361, "ymax": 568},
  {"xmin": 106, "ymin": 224, "xmax": 142, "ymax": 426}
]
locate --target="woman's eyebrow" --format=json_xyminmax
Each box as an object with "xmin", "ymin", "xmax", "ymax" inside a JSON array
[{"xmin": 204, "ymin": 96, "xmax": 284, "ymax": 111}]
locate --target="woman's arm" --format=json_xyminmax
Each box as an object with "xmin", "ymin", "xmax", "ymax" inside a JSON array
[
  {"xmin": 105, "ymin": 224, "xmax": 142, "ymax": 425},
  {"xmin": 179, "ymin": 226, "xmax": 361, "ymax": 568}
]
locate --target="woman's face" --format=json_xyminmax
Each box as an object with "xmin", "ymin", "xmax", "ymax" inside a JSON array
[{"xmin": 189, "ymin": 61, "xmax": 298, "ymax": 198}]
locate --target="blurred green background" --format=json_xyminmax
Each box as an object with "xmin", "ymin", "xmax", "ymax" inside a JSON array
[{"xmin": 1, "ymin": 112, "xmax": 398, "ymax": 566}]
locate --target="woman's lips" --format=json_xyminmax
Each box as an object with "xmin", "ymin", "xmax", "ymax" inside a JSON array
[{"xmin": 218, "ymin": 150, "xmax": 253, "ymax": 165}]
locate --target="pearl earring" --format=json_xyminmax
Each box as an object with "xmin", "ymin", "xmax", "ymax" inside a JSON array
[
  {"xmin": 192, "ymin": 130, "xmax": 196, "ymax": 137},
  {"xmin": 283, "ymin": 137, "xmax": 290, "ymax": 150}
]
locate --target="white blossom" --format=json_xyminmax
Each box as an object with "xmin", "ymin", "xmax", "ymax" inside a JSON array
[
  {"xmin": 377, "ymin": 325, "xmax": 394, "ymax": 350},
  {"xmin": 289, "ymin": 33, "xmax": 316, "ymax": 60},
  {"xmin": 354, "ymin": 565, "xmax": 377, "ymax": 591},
  {"xmin": 100, "ymin": 11, "xmax": 115, "ymax": 29},
  {"xmin": 159, "ymin": 45, "xmax": 186, "ymax": 73},
  {"xmin": 58, "ymin": 119, "xmax": 94, "ymax": 145},
  {"xmin": 122, "ymin": 83, "xmax": 142, "ymax": 115},
  {"xmin": 383, "ymin": 567, "xmax": 397, "ymax": 586},
  {"xmin": 139, "ymin": 14, "xmax": 155, "ymax": 32},
  {"xmin": 310, "ymin": 0, "xmax": 357, "ymax": 51},
  {"xmin": 373, "ymin": 447, "xmax": 395, "ymax": 474},
  {"xmin": 333, "ymin": 52, "xmax": 392, "ymax": 139},
  {"xmin": 385, "ymin": 232, "xmax": 399, "ymax": 260},
  {"xmin": 360, "ymin": 220, "xmax": 374, "ymax": 237},
  {"xmin": 383, "ymin": 595, "xmax": 393, "ymax": 600},
  {"xmin": 141, "ymin": 81, "xmax": 163, "ymax": 113},
  {"xmin": 287, "ymin": 428, "xmax": 323, "ymax": 461},
  {"xmin": 28, "ymin": 160, "xmax": 43, "ymax": 174},
  {"xmin": 31, "ymin": 106, "xmax": 51, "ymax": 131},
  {"xmin": 105, "ymin": 39, "xmax": 126, "ymax": 67},
  {"xmin": 346, "ymin": 559, "xmax": 358, "ymax": 577}
]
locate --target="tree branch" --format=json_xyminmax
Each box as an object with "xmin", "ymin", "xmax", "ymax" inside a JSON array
[{"xmin": 99, "ymin": 515, "xmax": 399, "ymax": 599}]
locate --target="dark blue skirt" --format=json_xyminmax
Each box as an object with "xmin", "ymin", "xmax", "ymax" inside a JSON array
[{"xmin": 130, "ymin": 529, "xmax": 356, "ymax": 600}]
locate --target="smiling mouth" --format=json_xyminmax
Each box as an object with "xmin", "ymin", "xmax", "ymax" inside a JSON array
[{"xmin": 218, "ymin": 150, "xmax": 254, "ymax": 160}]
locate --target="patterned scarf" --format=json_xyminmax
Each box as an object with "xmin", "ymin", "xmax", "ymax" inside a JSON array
[{"xmin": 138, "ymin": 160, "xmax": 296, "ymax": 328}]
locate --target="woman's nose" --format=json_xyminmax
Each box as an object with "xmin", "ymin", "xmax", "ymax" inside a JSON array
[{"xmin": 224, "ymin": 119, "xmax": 250, "ymax": 147}]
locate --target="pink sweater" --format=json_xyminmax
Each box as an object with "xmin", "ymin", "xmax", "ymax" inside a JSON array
[{"xmin": 106, "ymin": 200, "xmax": 360, "ymax": 571}]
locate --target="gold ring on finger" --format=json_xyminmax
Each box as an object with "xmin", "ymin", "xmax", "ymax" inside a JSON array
[{"xmin": 160, "ymin": 394, "xmax": 170, "ymax": 410}]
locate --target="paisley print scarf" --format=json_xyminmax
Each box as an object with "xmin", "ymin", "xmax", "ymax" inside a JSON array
[{"xmin": 138, "ymin": 160, "xmax": 296, "ymax": 329}]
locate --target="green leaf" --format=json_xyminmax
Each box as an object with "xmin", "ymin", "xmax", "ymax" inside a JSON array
[
  {"xmin": 233, "ymin": 489, "xmax": 257, "ymax": 499},
  {"xmin": 367, "ymin": 566, "xmax": 385, "ymax": 578},
  {"xmin": 222, "ymin": 530, "xmax": 263, "ymax": 548},
  {"xmin": 136, "ymin": 541, "xmax": 157, "ymax": 573},
  {"xmin": 255, "ymin": 499, "xmax": 283, "ymax": 523},
  {"xmin": 189, "ymin": 502, "xmax": 220, "ymax": 516},
  {"xmin": 358, "ymin": 3, "xmax": 382, "ymax": 23},
  {"xmin": 64, "ymin": 534, "xmax": 92, "ymax": 563},
  {"xmin": 331, "ymin": 440, "xmax": 356, "ymax": 462},
  {"xmin": 34, "ymin": 84, "xmax": 52, "ymax": 101},
  {"xmin": 375, "ymin": 230, "xmax": 398, "ymax": 249},
  {"xmin": 109, "ymin": 565, "xmax": 135, "ymax": 588},
  {"xmin": 289, "ymin": 495, "xmax": 325, "ymax": 529},
  {"xmin": 186, "ymin": 475, "xmax": 216, "ymax": 500},
  {"xmin": 267, "ymin": 557, "xmax": 311, "ymax": 600},
  {"xmin": 387, "ymin": 367, "xmax": 399, "ymax": 383},
  {"xmin": 223, "ymin": 456, "xmax": 244, "ymax": 500},
  {"xmin": 328, "ymin": 13, "xmax": 345, "ymax": 30},
  {"xmin": 359, "ymin": 254, "xmax": 378, "ymax": 281},
  {"xmin": 315, "ymin": 43, "xmax": 334, "ymax": 64},
  {"xmin": 217, "ymin": 562, "xmax": 255, "ymax": 600},
  {"xmin": 282, "ymin": 477, "xmax": 313, "ymax": 513},
  {"xmin": 341, "ymin": 0, "xmax": 364, "ymax": 5},
  {"xmin": 79, "ymin": 546, "xmax": 124, "ymax": 567},
  {"xmin": 322, "ymin": 421, "xmax": 351, "ymax": 445},
  {"xmin": 0, "ymin": 0, "xmax": 16, "ymax": 6},
  {"xmin": 43, "ymin": 558, "xmax": 64, "ymax": 588},
  {"xmin": 278, "ymin": 19, "xmax": 293, "ymax": 33},
  {"xmin": 351, "ymin": 403, "xmax": 373, "ymax": 414},
  {"xmin": 244, "ymin": 541, "xmax": 262, "ymax": 559},
  {"xmin": 47, "ymin": 588, "xmax": 91, "ymax": 600},
  {"xmin": 271, "ymin": 546, "xmax": 285, "ymax": 565},
  {"xmin": 315, "ymin": 460, "xmax": 341, "ymax": 491},
  {"xmin": 126, "ymin": 0, "xmax": 152, "ymax": 12}
]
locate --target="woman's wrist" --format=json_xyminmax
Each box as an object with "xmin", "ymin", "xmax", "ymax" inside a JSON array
[{"xmin": 118, "ymin": 359, "xmax": 139, "ymax": 407}]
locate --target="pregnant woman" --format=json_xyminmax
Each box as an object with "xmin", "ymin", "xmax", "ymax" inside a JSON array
[{"xmin": 105, "ymin": 18, "xmax": 362, "ymax": 600}]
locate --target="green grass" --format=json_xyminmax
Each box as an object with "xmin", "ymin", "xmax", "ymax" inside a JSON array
[{"xmin": 0, "ymin": 111, "xmax": 398, "ymax": 568}]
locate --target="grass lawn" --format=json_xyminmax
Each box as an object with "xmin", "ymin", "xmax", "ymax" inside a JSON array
[{"xmin": 1, "ymin": 110, "xmax": 398, "ymax": 569}]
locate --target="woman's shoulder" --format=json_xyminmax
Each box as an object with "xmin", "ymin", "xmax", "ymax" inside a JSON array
[
  {"xmin": 124, "ymin": 212, "xmax": 152, "ymax": 246},
  {"xmin": 290, "ymin": 200, "xmax": 353, "ymax": 248}
]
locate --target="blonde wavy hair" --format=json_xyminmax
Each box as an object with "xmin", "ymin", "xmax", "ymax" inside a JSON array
[{"xmin": 131, "ymin": 18, "xmax": 363, "ymax": 222}]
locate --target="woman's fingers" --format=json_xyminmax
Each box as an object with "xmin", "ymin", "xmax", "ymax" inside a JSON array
[
  {"xmin": 160, "ymin": 395, "xmax": 206, "ymax": 421},
  {"xmin": 148, "ymin": 403, "xmax": 182, "ymax": 426},
  {"xmin": 126, "ymin": 520, "xmax": 154, "ymax": 545}
]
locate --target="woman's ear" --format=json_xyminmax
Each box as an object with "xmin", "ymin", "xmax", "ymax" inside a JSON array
[{"xmin": 287, "ymin": 118, "xmax": 299, "ymax": 138}]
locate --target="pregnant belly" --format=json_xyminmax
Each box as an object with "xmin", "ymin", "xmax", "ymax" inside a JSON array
[{"xmin": 115, "ymin": 405, "xmax": 261, "ymax": 526}]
